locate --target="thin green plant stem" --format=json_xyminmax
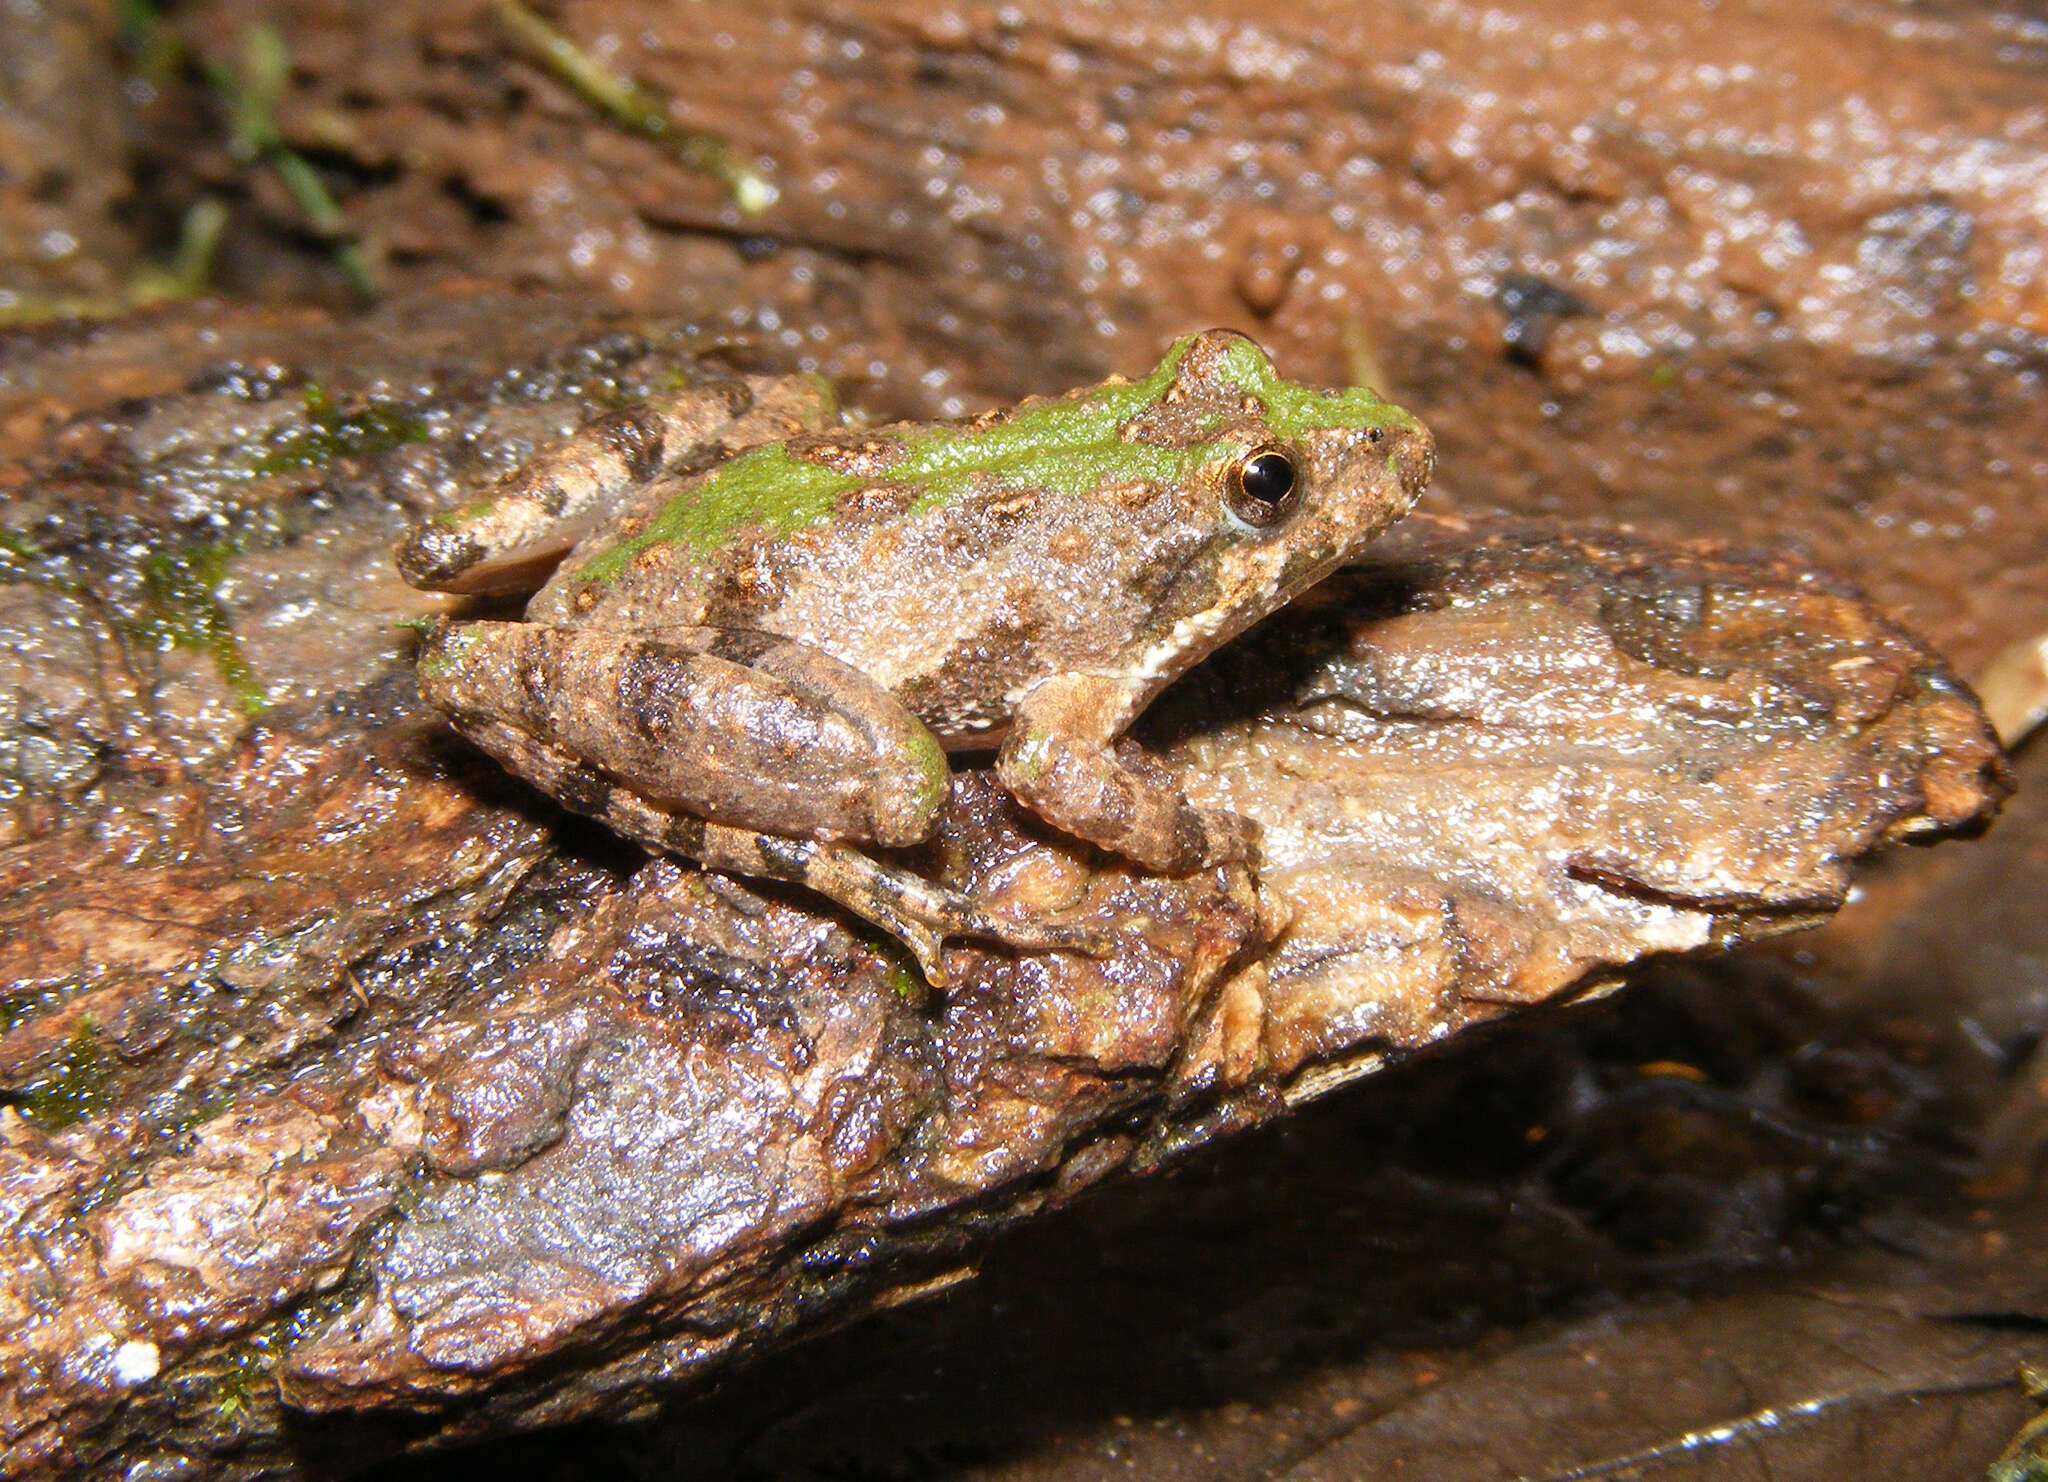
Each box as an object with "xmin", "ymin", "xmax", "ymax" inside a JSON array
[{"xmin": 493, "ymin": 0, "xmax": 777, "ymax": 214}]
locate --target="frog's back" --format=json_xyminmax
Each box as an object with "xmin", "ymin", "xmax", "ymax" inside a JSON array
[
  {"xmin": 527, "ymin": 408, "xmax": 1225, "ymax": 743},
  {"xmin": 531, "ymin": 344, "xmax": 1192, "ymax": 615},
  {"xmin": 529, "ymin": 328, "xmax": 1430, "ymax": 746}
]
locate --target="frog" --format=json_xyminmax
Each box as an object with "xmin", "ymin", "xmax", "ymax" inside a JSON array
[{"xmin": 398, "ymin": 329, "xmax": 1433, "ymax": 984}]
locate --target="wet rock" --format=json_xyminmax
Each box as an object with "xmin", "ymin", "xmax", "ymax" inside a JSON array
[
  {"xmin": 8, "ymin": 0, "xmax": 2035, "ymax": 384},
  {"xmin": 93, "ymin": 1100, "xmax": 399, "ymax": 1342},
  {"xmin": 1151, "ymin": 516, "xmax": 2008, "ymax": 1087},
  {"xmin": 0, "ymin": 0, "xmax": 138, "ymax": 312},
  {"xmin": 0, "ymin": 327, "xmax": 2005, "ymax": 1467},
  {"xmin": 0, "ymin": 0, "xmax": 2038, "ymax": 1471}
]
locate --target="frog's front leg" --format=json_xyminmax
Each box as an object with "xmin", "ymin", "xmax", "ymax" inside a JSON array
[
  {"xmin": 398, "ymin": 375, "xmax": 838, "ymax": 596},
  {"xmin": 997, "ymin": 672, "xmax": 1260, "ymax": 874},
  {"xmin": 417, "ymin": 622, "xmax": 1110, "ymax": 984}
]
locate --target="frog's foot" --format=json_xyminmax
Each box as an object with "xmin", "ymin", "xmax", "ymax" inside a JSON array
[
  {"xmin": 998, "ymin": 674, "xmax": 1262, "ymax": 875},
  {"xmin": 754, "ymin": 831, "xmax": 1118, "ymax": 987},
  {"xmin": 605, "ymin": 796, "xmax": 1113, "ymax": 987}
]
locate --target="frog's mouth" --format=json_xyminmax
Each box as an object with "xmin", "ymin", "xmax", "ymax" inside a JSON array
[{"xmin": 1118, "ymin": 537, "xmax": 1327, "ymax": 700}]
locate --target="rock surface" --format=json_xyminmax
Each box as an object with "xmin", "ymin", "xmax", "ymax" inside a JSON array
[
  {"xmin": 1, "ymin": 0, "xmax": 2043, "ymax": 1475},
  {"xmin": 0, "ymin": 299, "xmax": 2007, "ymax": 1471}
]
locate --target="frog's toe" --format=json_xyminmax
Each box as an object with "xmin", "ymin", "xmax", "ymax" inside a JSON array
[
  {"xmin": 976, "ymin": 914, "xmax": 1117, "ymax": 961},
  {"xmin": 899, "ymin": 922, "xmax": 953, "ymax": 988},
  {"xmin": 886, "ymin": 912, "xmax": 1110, "ymax": 988},
  {"xmin": 1138, "ymin": 802, "xmax": 1262, "ymax": 874},
  {"xmin": 396, "ymin": 522, "xmax": 485, "ymax": 590}
]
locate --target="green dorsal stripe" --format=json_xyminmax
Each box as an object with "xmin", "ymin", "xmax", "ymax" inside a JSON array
[{"xmin": 572, "ymin": 332, "xmax": 1414, "ymax": 586}]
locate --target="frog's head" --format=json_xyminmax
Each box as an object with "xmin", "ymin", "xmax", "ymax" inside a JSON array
[{"xmin": 1107, "ymin": 328, "xmax": 1433, "ymax": 692}]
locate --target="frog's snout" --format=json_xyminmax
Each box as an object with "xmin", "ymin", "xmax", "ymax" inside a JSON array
[{"xmin": 1391, "ymin": 421, "xmax": 1436, "ymax": 506}]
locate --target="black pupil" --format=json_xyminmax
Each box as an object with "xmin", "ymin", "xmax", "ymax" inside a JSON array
[{"xmin": 1240, "ymin": 452, "xmax": 1294, "ymax": 507}]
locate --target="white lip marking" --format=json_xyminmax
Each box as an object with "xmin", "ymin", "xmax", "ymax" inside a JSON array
[
  {"xmin": 1124, "ymin": 539, "xmax": 1301, "ymax": 687},
  {"xmin": 1131, "ymin": 605, "xmax": 1231, "ymax": 684}
]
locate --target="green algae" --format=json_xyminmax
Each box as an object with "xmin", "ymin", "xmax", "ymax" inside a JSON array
[
  {"xmin": 1207, "ymin": 332, "xmax": 1422, "ymax": 443},
  {"xmin": 250, "ymin": 384, "xmax": 427, "ymax": 475},
  {"xmin": 206, "ymin": 1295, "xmax": 353, "ymax": 1421},
  {"xmin": 125, "ymin": 540, "xmax": 269, "ymax": 715},
  {"xmin": 570, "ymin": 333, "xmax": 1417, "ymax": 587},
  {"xmin": 571, "ymin": 336, "xmax": 1200, "ymax": 582},
  {"xmin": 13, "ymin": 1020, "xmax": 115, "ymax": 1131}
]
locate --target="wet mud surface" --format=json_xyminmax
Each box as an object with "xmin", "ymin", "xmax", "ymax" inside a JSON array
[{"xmin": 3, "ymin": 0, "xmax": 2047, "ymax": 1478}]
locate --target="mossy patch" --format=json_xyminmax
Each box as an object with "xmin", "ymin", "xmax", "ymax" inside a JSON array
[
  {"xmin": 11, "ymin": 1021, "xmax": 115, "ymax": 1131},
  {"xmin": 206, "ymin": 1295, "xmax": 354, "ymax": 1421},
  {"xmin": 124, "ymin": 540, "xmax": 269, "ymax": 715},
  {"xmin": 249, "ymin": 383, "xmax": 427, "ymax": 476},
  {"xmin": 574, "ymin": 337, "xmax": 1206, "ymax": 581},
  {"xmin": 1207, "ymin": 332, "xmax": 1422, "ymax": 444},
  {"xmin": 571, "ymin": 333, "xmax": 1420, "ymax": 586}
]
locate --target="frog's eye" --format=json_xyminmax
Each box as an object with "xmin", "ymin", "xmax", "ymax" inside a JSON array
[{"xmin": 1226, "ymin": 447, "xmax": 1297, "ymax": 527}]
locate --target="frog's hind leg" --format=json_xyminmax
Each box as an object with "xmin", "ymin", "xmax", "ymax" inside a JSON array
[
  {"xmin": 600, "ymin": 798, "xmax": 1113, "ymax": 987},
  {"xmin": 398, "ymin": 374, "xmax": 839, "ymax": 596},
  {"xmin": 418, "ymin": 620, "xmax": 1112, "ymax": 985}
]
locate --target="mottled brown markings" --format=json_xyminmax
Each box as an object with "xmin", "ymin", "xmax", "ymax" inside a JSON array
[
  {"xmin": 984, "ymin": 490, "xmax": 1039, "ymax": 521},
  {"xmin": 798, "ymin": 436, "xmax": 907, "ymax": 479},
  {"xmin": 616, "ymin": 650, "xmax": 679, "ymax": 744},
  {"xmin": 661, "ymin": 813, "xmax": 707, "ymax": 854},
  {"xmin": 516, "ymin": 639, "xmax": 554, "ymax": 731},
  {"xmin": 752, "ymin": 833, "xmax": 810, "ymax": 874},
  {"xmin": 857, "ymin": 528, "xmax": 907, "ymax": 571},
  {"xmin": 936, "ymin": 519, "xmax": 985, "ymax": 558},
  {"xmin": 405, "ymin": 331, "xmax": 1427, "ymax": 973},
  {"xmin": 555, "ymin": 764, "xmax": 614, "ymax": 816},
  {"xmin": 1045, "ymin": 528, "xmax": 1093, "ymax": 564},
  {"xmin": 701, "ymin": 629, "xmax": 782, "ymax": 667},
  {"xmin": 402, "ymin": 526, "xmax": 483, "ymax": 584},
  {"xmin": 713, "ymin": 378, "xmax": 756, "ymax": 419},
  {"xmin": 836, "ymin": 483, "xmax": 917, "ymax": 518},
  {"xmin": 992, "ymin": 582, "xmax": 1047, "ymax": 640},
  {"xmin": 629, "ymin": 543, "xmax": 674, "ymax": 575},
  {"xmin": 1125, "ymin": 540, "xmax": 1216, "ymax": 606},
  {"xmin": 1100, "ymin": 764, "xmax": 1139, "ymax": 837},
  {"xmin": 718, "ymin": 553, "xmax": 779, "ymax": 609},
  {"xmin": 592, "ymin": 408, "xmax": 669, "ymax": 486}
]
